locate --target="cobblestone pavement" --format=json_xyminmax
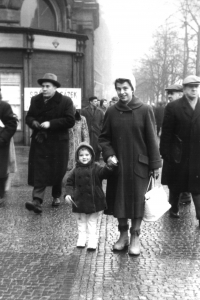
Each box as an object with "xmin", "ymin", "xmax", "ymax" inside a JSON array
[{"xmin": 0, "ymin": 147, "xmax": 200, "ymax": 299}]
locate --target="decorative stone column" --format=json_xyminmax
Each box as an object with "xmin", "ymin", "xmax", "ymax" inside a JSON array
[{"xmin": 72, "ymin": 0, "xmax": 99, "ymax": 107}]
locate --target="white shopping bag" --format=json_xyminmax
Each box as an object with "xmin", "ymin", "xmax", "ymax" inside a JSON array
[{"xmin": 143, "ymin": 176, "xmax": 171, "ymax": 222}]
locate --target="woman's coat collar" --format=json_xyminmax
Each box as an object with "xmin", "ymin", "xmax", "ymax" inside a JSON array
[{"xmin": 115, "ymin": 96, "xmax": 143, "ymax": 111}]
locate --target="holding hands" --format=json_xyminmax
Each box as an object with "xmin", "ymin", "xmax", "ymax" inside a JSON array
[{"xmin": 107, "ymin": 155, "xmax": 118, "ymax": 167}]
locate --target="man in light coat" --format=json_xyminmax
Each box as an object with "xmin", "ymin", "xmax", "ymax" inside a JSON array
[
  {"xmin": 160, "ymin": 75, "xmax": 200, "ymax": 222},
  {"xmin": 25, "ymin": 73, "xmax": 75, "ymax": 213}
]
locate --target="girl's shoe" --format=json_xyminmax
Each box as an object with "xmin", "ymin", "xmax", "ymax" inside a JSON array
[
  {"xmin": 87, "ymin": 237, "xmax": 97, "ymax": 250},
  {"xmin": 76, "ymin": 234, "xmax": 86, "ymax": 248}
]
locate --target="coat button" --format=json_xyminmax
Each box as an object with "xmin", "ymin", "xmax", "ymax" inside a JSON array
[
  {"xmin": 120, "ymin": 112, "xmax": 123, "ymax": 114},
  {"xmin": 196, "ymin": 176, "xmax": 199, "ymax": 178}
]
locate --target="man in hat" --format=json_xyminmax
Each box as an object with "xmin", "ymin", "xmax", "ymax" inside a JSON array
[
  {"xmin": 160, "ymin": 75, "xmax": 200, "ymax": 223},
  {"xmin": 164, "ymin": 83, "xmax": 192, "ymax": 205},
  {"xmin": 165, "ymin": 84, "xmax": 183, "ymax": 102},
  {"xmin": 25, "ymin": 73, "xmax": 75, "ymax": 213}
]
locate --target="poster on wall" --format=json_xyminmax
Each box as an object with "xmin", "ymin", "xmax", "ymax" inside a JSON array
[{"xmin": 24, "ymin": 88, "xmax": 82, "ymax": 111}]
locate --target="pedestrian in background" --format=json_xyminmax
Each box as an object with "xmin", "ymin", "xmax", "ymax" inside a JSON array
[
  {"xmin": 66, "ymin": 104, "xmax": 89, "ymax": 171},
  {"xmin": 160, "ymin": 75, "xmax": 200, "ymax": 222},
  {"xmin": 163, "ymin": 84, "xmax": 192, "ymax": 206},
  {"xmin": 81, "ymin": 96, "xmax": 104, "ymax": 161},
  {"xmin": 25, "ymin": 73, "xmax": 75, "ymax": 213},
  {"xmin": 65, "ymin": 142, "xmax": 113, "ymax": 249},
  {"xmin": 154, "ymin": 101, "xmax": 166, "ymax": 136},
  {"xmin": 99, "ymin": 73, "xmax": 161, "ymax": 255},
  {"xmin": 99, "ymin": 99, "xmax": 108, "ymax": 114},
  {"xmin": 0, "ymin": 89, "xmax": 18, "ymax": 202}
]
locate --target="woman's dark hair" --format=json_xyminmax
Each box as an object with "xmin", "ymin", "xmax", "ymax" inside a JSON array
[
  {"xmin": 114, "ymin": 78, "xmax": 134, "ymax": 91},
  {"xmin": 100, "ymin": 99, "xmax": 107, "ymax": 107}
]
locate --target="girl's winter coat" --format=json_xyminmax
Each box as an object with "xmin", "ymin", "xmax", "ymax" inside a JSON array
[{"xmin": 65, "ymin": 142, "xmax": 112, "ymax": 214}]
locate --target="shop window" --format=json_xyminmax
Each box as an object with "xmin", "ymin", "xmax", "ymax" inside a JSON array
[
  {"xmin": 0, "ymin": 73, "xmax": 22, "ymax": 130},
  {"xmin": 21, "ymin": 0, "xmax": 56, "ymax": 31}
]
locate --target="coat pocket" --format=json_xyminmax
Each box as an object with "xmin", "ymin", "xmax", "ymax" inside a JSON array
[
  {"xmin": 59, "ymin": 133, "xmax": 69, "ymax": 140},
  {"xmin": 95, "ymin": 186, "xmax": 105, "ymax": 199},
  {"xmin": 134, "ymin": 154, "xmax": 149, "ymax": 178}
]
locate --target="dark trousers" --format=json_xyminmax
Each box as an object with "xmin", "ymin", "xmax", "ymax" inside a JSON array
[
  {"xmin": 0, "ymin": 176, "xmax": 8, "ymax": 198},
  {"xmin": 169, "ymin": 190, "xmax": 200, "ymax": 219},
  {"xmin": 32, "ymin": 183, "xmax": 62, "ymax": 204}
]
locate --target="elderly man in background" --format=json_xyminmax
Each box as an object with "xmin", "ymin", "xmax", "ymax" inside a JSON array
[
  {"xmin": 81, "ymin": 96, "xmax": 104, "ymax": 161},
  {"xmin": 25, "ymin": 73, "xmax": 75, "ymax": 213},
  {"xmin": 164, "ymin": 84, "xmax": 192, "ymax": 206},
  {"xmin": 160, "ymin": 75, "xmax": 200, "ymax": 222}
]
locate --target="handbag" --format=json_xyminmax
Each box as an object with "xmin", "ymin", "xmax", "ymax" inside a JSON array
[{"xmin": 143, "ymin": 176, "xmax": 171, "ymax": 222}]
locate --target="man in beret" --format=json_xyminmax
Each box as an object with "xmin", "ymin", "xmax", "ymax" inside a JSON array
[
  {"xmin": 25, "ymin": 73, "xmax": 75, "ymax": 213},
  {"xmin": 160, "ymin": 75, "xmax": 200, "ymax": 223},
  {"xmin": 164, "ymin": 83, "xmax": 192, "ymax": 205}
]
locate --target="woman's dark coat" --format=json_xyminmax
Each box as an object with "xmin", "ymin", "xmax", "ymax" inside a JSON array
[
  {"xmin": 26, "ymin": 91, "xmax": 75, "ymax": 187},
  {"xmin": 81, "ymin": 105, "xmax": 104, "ymax": 161},
  {"xmin": 160, "ymin": 96, "xmax": 200, "ymax": 193},
  {"xmin": 65, "ymin": 142, "xmax": 111, "ymax": 214},
  {"xmin": 0, "ymin": 100, "xmax": 17, "ymax": 178},
  {"xmin": 99, "ymin": 97, "xmax": 162, "ymax": 219}
]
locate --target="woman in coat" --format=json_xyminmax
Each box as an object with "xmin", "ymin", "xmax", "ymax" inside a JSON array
[{"xmin": 99, "ymin": 73, "xmax": 162, "ymax": 255}]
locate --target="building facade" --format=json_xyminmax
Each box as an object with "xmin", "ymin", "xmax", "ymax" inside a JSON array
[{"xmin": 0, "ymin": 0, "xmax": 99, "ymax": 144}]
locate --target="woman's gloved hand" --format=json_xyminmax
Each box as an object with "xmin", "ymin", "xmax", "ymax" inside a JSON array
[{"xmin": 149, "ymin": 169, "xmax": 159, "ymax": 179}]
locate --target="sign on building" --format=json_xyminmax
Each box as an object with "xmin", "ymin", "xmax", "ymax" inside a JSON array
[{"xmin": 24, "ymin": 88, "xmax": 82, "ymax": 111}]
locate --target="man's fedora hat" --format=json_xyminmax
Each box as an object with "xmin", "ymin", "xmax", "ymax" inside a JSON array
[
  {"xmin": 37, "ymin": 73, "xmax": 61, "ymax": 88},
  {"xmin": 165, "ymin": 84, "xmax": 183, "ymax": 92},
  {"xmin": 183, "ymin": 75, "xmax": 200, "ymax": 86}
]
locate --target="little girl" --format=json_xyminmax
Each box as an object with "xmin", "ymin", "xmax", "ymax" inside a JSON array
[{"xmin": 65, "ymin": 142, "xmax": 115, "ymax": 250}]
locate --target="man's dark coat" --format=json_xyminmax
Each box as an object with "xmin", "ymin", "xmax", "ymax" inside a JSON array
[
  {"xmin": 26, "ymin": 91, "xmax": 75, "ymax": 187},
  {"xmin": 0, "ymin": 100, "xmax": 17, "ymax": 178},
  {"xmin": 99, "ymin": 98, "xmax": 162, "ymax": 219},
  {"xmin": 81, "ymin": 105, "xmax": 104, "ymax": 161},
  {"xmin": 160, "ymin": 96, "xmax": 200, "ymax": 193}
]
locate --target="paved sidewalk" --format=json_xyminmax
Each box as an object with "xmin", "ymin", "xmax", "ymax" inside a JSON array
[{"xmin": 0, "ymin": 147, "xmax": 199, "ymax": 299}]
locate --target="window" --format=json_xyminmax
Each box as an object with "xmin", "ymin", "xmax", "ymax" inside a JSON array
[
  {"xmin": 21, "ymin": 0, "xmax": 56, "ymax": 31},
  {"xmin": 0, "ymin": 72, "xmax": 22, "ymax": 130}
]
